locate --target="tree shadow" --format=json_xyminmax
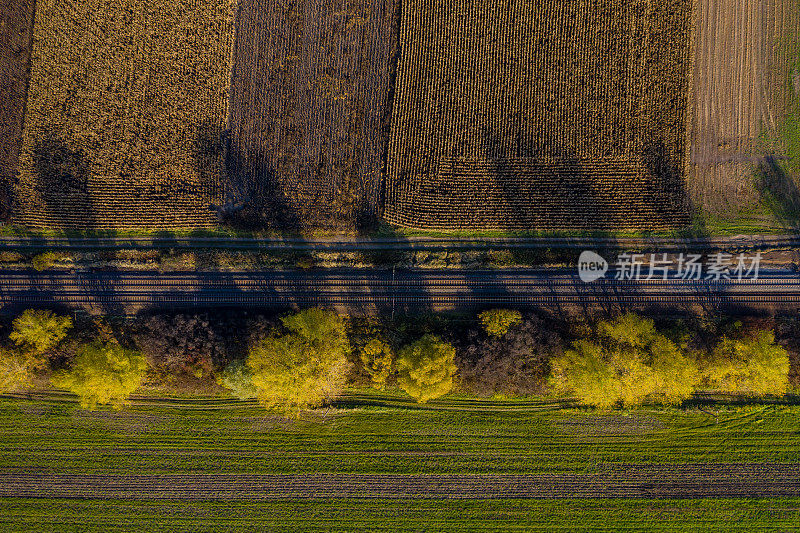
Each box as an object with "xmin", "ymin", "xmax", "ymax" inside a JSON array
[
  {"xmin": 223, "ymin": 0, "xmax": 392, "ymax": 234},
  {"xmin": 754, "ymin": 155, "xmax": 800, "ymax": 231},
  {"xmin": 641, "ymin": 139, "xmax": 694, "ymax": 234},
  {"xmin": 218, "ymin": 143, "xmax": 305, "ymax": 232},
  {"xmin": 30, "ymin": 132, "xmax": 95, "ymax": 228},
  {"xmin": 192, "ymin": 120, "xmax": 227, "ymax": 202},
  {"xmin": 0, "ymin": 0, "xmax": 37, "ymax": 223},
  {"xmin": 684, "ymin": 392, "xmax": 800, "ymax": 408}
]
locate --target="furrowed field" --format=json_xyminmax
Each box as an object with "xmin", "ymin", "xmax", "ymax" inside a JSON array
[
  {"xmin": 4, "ymin": 499, "xmax": 800, "ymax": 532},
  {"xmin": 225, "ymin": 0, "xmax": 398, "ymax": 230},
  {"xmin": 1, "ymin": 392, "xmax": 800, "ymax": 530},
  {"xmin": 688, "ymin": 0, "xmax": 800, "ymax": 231},
  {"xmin": 3, "ymin": 0, "xmax": 798, "ymax": 233},
  {"xmin": 12, "ymin": 0, "xmax": 235, "ymax": 229},
  {"xmin": 384, "ymin": 0, "xmax": 693, "ymax": 231},
  {"xmin": 0, "ymin": 0, "xmax": 35, "ymax": 221}
]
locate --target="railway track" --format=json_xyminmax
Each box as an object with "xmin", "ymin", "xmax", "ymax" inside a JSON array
[{"xmin": 0, "ymin": 269, "xmax": 799, "ymax": 314}]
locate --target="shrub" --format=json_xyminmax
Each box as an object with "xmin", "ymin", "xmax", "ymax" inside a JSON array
[
  {"xmin": 0, "ymin": 350, "xmax": 33, "ymax": 393},
  {"xmin": 549, "ymin": 313, "xmax": 699, "ymax": 408},
  {"xmin": 396, "ymin": 335, "xmax": 457, "ymax": 403},
  {"xmin": 479, "ymin": 309, "xmax": 523, "ymax": 337},
  {"xmin": 217, "ymin": 360, "xmax": 258, "ymax": 400},
  {"xmin": 159, "ymin": 252, "xmax": 197, "ymax": 272},
  {"xmin": 9, "ymin": 309, "xmax": 72, "ymax": 362},
  {"xmin": 0, "ymin": 252, "xmax": 24, "ymax": 263},
  {"xmin": 359, "ymin": 338, "xmax": 394, "ymax": 390},
  {"xmin": 51, "ymin": 341, "xmax": 147, "ymax": 410},
  {"xmin": 459, "ymin": 315, "xmax": 561, "ymax": 396},
  {"xmin": 133, "ymin": 314, "xmax": 223, "ymax": 377},
  {"xmin": 247, "ymin": 309, "xmax": 351, "ymax": 414},
  {"xmin": 703, "ymin": 330, "xmax": 789, "ymax": 396},
  {"xmin": 31, "ymin": 252, "xmax": 60, "ymax": 271}
]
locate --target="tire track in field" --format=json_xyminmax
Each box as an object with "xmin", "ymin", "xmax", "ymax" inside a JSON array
[{"xmin": 3, "ymin": 464, "xmax": 800, "ymax": 500}]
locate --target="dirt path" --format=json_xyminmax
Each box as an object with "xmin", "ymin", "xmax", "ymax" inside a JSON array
[
  {"xmin": 3, "ymin": 233, "xmax": 800, "ymax": 251},
  {"xmin": 3, "ymin": 464, "xmax": 800, "ymax": 499}
]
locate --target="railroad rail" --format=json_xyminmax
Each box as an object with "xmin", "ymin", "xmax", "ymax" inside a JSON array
[{"xmin": 0, "ymin": 269, "xmax": 799, "ymax": 314}]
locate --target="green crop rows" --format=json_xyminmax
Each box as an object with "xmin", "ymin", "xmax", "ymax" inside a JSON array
[{"xmin": 1, "ymin": 392, "xmax": 800, "ymax": 530}]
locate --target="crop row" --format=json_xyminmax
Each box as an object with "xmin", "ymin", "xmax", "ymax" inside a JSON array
[
  {"xmin": 385, "ymin": 0, "xmax": 692, "ymax": 230},
  {"xmin": 0, "ymin": 0, "xmax": 36, "ymax": 221},
  {"xmin": 3, "ymin": 468, "xmax": 800, "ymax": 499},
  {"xmin": 224, "ymin": 0, "xmax": 396, "ymax": 229},
  {"xmin": 12, "ymin": 0, "xmax": 235, "ymax": 229},
  {"xmin": 9, "ymin": 0, "xmax": 692, "ymax": 231},
  {"xmin": 388, "ymin": 157, "xmax": 686, "ymax": 229}
]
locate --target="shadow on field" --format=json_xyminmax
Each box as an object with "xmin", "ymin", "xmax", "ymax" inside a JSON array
[
  {"xmin": 31, "ymin": 132, "xmax": 96, "ymax": 227},
  {"xmin": 329, "ymin": 390, "xmax": 577, "ymax": 411},
  {"xmin": 686, "ymin": 393, "xmax": 800, "ymax": 408},
  {"xmin": 474, "ymin": 127, "xmax": 717, "ymax": 319},
  {"xmin": 755, "ymin": 155, "xmax": 800, "ymax": 231},
  {"xmin": 193, "ymin": 120, "xmax": 227, "ymax": 202},
  {"xmin": 0, "ymin": 0, "xmax": 37, "ymax": 223},
  {"xmin": 215, "ymin": 142, "xmax": 303, "ymax": 231}
]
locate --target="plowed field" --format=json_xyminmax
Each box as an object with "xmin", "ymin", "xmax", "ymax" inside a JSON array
[{"xmin": 688, "ymin": 0, "xmax": 800, "ymax": 216}]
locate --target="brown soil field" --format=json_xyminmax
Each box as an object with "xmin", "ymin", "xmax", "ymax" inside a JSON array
[
  {"xmin": 384, "ymin": 0, "xmax": 693, "ymax": 231},
  {"xmin": 11, "ymin": 0, "xmax": 236, "ymax": 229},
  {"xmin": 0, "ymin": 0, "xmax": 36, "ymax": 221},
  {"xmin": 5, "ymin": 0, "xmax": 795, "ymax": 232},
  {"xmin": 225, "ymin": 0, "xmax": 398, "ymax": 230},
  {"xmin": 688, "ymin": 0, "xmax": 800, "ymax": 215},
  {"xmin": 3, "ymin": 464, "xmax": 800, "ymax": 499}
]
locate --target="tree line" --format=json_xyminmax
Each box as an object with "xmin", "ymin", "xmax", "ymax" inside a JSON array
[{"xmin": 0, "ymin": 308, "xmax": 792, "ymax": 414}]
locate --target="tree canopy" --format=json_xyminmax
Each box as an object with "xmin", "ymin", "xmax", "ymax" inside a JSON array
[
  {"xmin": 703, "ymin": 330, "xmax": 789, "ymax": 396},
  {"xmin": 51, "ymin": 341, "xmax": 147, "ymax": 410},
  {"xmin": 0, "ymin": 349, "xmax": 33, "ymax": 393},
  {"xmin": 550, "ymin": 313, "xmax": 699, "ymax": 408},
  {"xmin": 360, "ymin": 338, "xmax": 394, "ymax": 390},
  {"xmin": 396, "ymin": 335, "xmax": 457, "ymax": 403},
  {"xmin": 9, "ymin": 309, "xmax": 72, "ymax": 362},
  {"xmin": 218, "ymin": 360, "xmax": 258, "ymax": 400},
  {"xmin": 459, "ymin": 314, "xmax": 560, "ymax": 396},
  {"xmin": 247, "ymin": 308, "xmax": 351, "ymax": 414},
  {"xmin": 133, "ymin": 314, "xmax": 222, "ymax": 377}
]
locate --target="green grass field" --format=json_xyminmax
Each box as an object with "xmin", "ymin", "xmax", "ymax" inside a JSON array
[{"xmin": 1, "ymin": 391, "xmax": 799, "ymax": 530}]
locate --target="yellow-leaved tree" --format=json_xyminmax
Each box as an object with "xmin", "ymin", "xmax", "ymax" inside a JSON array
[
  {"xmin": 51, "ymin": 341, "xmax": 147, "ymax": 410},
  {"xmin": 479, "ymin": 309, "xmax": 523, "ymax": 337},
  {"xmin": 0, "ymin": 349, "xmax": 33, "ymax": 393},
  {"xmin": 247, "ymin": 308, "xmax": 351, "ymax": 415},
  {"xmin": 703, "ymin": 330, "xmax": 789, "ymax": 396},
  {"xmin": 360, "ymin": 338, "xmax": 394, "ymax": 390},
  {"xmin": 9, "ymin": 309, "xmax": 72, "ymax": 366},
  {"xmin": 396, "ymin": 335, "xmax": 457, "ymax": 403},
  {"xmin": 549, "ymin": 313, "xmax": 699, "ymax": 409},
  {"xmin": 218, "ymin": 360, "xmax": 258, "ymax": 400}
]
